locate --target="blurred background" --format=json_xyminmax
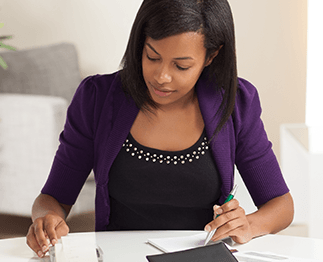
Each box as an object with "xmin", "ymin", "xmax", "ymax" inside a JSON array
[{"xmin": 1, "ymin": 0, "xmax": 318, "ymax": 239}]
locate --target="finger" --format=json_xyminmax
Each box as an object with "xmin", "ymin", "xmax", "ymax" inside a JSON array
[
  {"xmin": 212, "ymin": 207, "xmax": 248, "ymax": 242},
  {"xmin": 205, "ymin": 215, "xmax": 224, "ymax": 233},
  {"xmin": 33, "ymin": 220, "xmax": 50, "ymax": 257},
  {"xmin": 26, "ymin": 225, "xmax": 45, "ymax": 258},
  {"xmin": 212, "ymin": 226, "xmax": 242, "ymax": 242},
  {"xmin": 212, "ymin": 200, "xmax": 240, "ymax": 220},
  {"xmin": 230, "ymin": 228, "xmax": 253, "ymax": 244},
  {"xmin": 211, "ymin": 217, "xmax": 243, "ymax": 241},
  {"xmin": 213, "ymin": 205, "xmax": 223, "ymax": 218},
  {"xmin": 55, "ymin": 220, "xmax": 70, "ymax": 239},
  {"xmin": 219, "ymin": 199, "xmax": 240, "ymax": 214},
  {"xmin": 43, "ymin": 219, "xmax": 59, "ymax": 246},
  {"xmin": 220, "ymin": 205, "xmax": 245, "ymax": 222},
  {"xmin": 214, "ymin": 224, "xmax": 251, "ymax": 244},
  {"xmin": 207, "ymin": 205, "xmax": 245, "ymax": 233}
]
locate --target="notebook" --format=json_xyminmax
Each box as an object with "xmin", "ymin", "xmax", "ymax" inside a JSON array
[{"xmin": 146, "ymin": 242, "xmax": 238, "ymax": 262}]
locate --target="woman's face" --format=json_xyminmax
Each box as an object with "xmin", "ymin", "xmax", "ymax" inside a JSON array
[{"xmin": 142, "ymin": 32, "xmax": 214, "ymax": 107}]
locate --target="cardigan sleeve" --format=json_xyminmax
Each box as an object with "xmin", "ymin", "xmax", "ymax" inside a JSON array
[
  {"xmin": 234, "ymin": 78, "xmax": 289, "ymax": 207},
  {"xmin": 41, "ymin": 76, "xmax": 100, "ymax": 205}
]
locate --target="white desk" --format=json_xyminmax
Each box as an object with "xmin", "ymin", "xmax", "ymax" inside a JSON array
[{"xmin": 1, "ymin": 231, "xmax": 323, "ymax": 261}]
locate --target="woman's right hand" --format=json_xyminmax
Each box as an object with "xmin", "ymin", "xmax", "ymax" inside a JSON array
[{"xmin": 26, "ymin": 211, "xmax": 69, "ymax": 258}]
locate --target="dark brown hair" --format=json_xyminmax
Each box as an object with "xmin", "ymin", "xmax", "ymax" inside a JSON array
[{"xmin": 120, "ymin": 0, "xmax": 237, "ymax": 137}]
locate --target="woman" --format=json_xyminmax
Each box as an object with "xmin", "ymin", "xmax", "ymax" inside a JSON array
[{"xmin": 27, "ymin": 0, "xmax": 294, "ymax": 258}]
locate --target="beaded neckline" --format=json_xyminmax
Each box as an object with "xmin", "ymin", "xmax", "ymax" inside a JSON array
[{"xmin": 122, "ymin": 131, "xmax": 209, "ymax": 165}]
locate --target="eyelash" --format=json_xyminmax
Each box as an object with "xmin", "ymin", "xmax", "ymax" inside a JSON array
[
  {"xmin": 146, "ymin": 55, "xmax": 189, "ymax": 71},
  {"xmin": 146, "ymin": 55, "xmax": 159, "ymax": 62}
]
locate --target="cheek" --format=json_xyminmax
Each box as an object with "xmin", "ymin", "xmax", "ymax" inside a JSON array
[
  {"xmin": 142, "ymin": 60, "xmax": 154, "ymax": 82},
  {"xmin": 175, "ymin": 70, "xmax": 202, "ymax": 90}
]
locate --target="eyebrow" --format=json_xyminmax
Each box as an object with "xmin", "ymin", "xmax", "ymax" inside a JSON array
[{"xmin": 146, "ymin": 43, "xmax": 194, "ymax": 60}]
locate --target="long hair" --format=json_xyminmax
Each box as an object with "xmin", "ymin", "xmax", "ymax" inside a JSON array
[{"xmin": 120, "ymin": 0, "xmax": 237, "ymax": 137}]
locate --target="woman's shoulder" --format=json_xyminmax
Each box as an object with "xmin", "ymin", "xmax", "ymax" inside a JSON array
[
  {"xmin": 236, "ymin": 78, "xmax": 259, "ymax": 100},
  {"xmin": 235, "ymin": 77, "xmax": 261, "ymax": 111},
  {"xmin": 233, "ymin": 77, "xmax": 263, "ymax": 130},
  {"xmin": 72, "ymin": 71, "xmax": 125, "ymax": 104},
  {"xmin": 66, "ymin": 71, "xmax": 130, "ymax": 137},
  {"xmin": 79, "ymin": 71, "xmax": 122, "ymax": 93}
]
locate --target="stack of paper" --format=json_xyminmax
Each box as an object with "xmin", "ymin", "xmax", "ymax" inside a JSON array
[
  {"xmin": 54, "ymin": 234, "xmax": 98, "ymax": 262},
  {"xmin": 147, "ymin": 232, "xmax": 222, "ymax": 253}
]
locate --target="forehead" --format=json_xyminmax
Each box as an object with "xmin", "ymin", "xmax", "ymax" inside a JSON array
[{"xmin": 145, "ymin": 32, "xmax": 206, "ymax": 58}]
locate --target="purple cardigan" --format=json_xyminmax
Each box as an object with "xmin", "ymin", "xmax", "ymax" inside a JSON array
[{"xmin": 42, "ymin": 72, "xmax": 289, "ymax": 231}]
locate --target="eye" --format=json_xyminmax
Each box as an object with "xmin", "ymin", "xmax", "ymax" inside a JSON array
[
  {"xmin": 176, "ymin": 65, "xmax": 190, "ymax": 71},
  {"xmin": 147, "ymin": 55, "xmax": 159, "ymax": 62}
]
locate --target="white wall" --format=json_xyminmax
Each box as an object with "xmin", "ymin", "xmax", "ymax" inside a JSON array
[
  {"xmin": 0, "ymin": 0, "xmax": 143, "ymax": 76},
  {"xmin": 305, "ymin": 0, "xmax": 323, "ymax": 154},
  {"xmin": 1, "ymin": 0, "xmax": 307, "ymax": 162},
  {"xmin": 306, "ymin": 0, "xmax": 323, "ymax": 128},
  {"xmin": 229, "ymin": 0, "xmax": 307, "ymax": 161}
]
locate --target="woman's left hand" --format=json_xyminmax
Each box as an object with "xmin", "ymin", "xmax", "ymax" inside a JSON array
[{"xmin": 204, "ymin": 199, "xmax": 253, "ymax": 244}]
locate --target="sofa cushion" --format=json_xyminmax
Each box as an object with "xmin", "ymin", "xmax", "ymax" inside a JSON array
[{"xmin": 0, "ymin": 43, "xmax": 81, "ymax": 102}]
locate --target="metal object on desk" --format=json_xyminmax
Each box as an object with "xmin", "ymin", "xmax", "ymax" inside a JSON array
[{"xmin": 49, "ymin": 244, "xmax": 104, "ymax": 262}]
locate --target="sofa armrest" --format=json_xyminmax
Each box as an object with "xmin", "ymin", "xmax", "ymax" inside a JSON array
[{"xmin": 0, "ymin": 94, "xmax": 68, "ymax": 216}]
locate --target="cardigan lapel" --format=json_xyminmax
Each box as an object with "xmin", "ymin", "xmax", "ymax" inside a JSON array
[
  {"xmin": 98, "ymin": 89, "xmax": 139, "ymax": 186},
  {"xmin": 196, "ymin": 77, "xmax": 235, "ymax": 204},
  {"xmin": 95, "ymin": 83, "xmax": 139, "ymax": 231}
]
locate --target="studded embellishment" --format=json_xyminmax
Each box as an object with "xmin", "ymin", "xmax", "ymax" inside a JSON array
[{"xmin": 122, "ymin": 137, "xmax": 209, "ymax": 165}]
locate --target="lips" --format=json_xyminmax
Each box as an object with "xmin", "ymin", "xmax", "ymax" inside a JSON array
[{"xmin": 150, "ymin": 82, "xmax": 174, "ymax": 97}]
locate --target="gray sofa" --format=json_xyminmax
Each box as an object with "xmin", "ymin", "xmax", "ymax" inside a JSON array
[{"xmin": 0, "ymin": 43, "xmax": 95, "ymax": 217}]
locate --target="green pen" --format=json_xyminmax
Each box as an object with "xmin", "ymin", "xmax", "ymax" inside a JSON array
[{"xmin": 204, "ymin": 184, "xmax": 238, "ymax": 246}]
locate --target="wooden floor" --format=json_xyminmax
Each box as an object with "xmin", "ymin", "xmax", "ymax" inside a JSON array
[{"xmin": 0, "ymin": 212, "xmax": 95, "ymax": 239}]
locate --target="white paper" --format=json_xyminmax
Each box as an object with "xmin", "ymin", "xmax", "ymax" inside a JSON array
[
  {"xmin": 147, "ymin": 232, "xmax": 230, "ymax": 253},
  {"xmin": 55, "ymin": 242, "xmax": 66, "ymax": 262},
  {"xmin": 55, "ymin": 234, "xmax": 98, "ymax": 262},
  {"xmin": 234, "ymin": 251, "xmax": 322, "ymax": 262}
]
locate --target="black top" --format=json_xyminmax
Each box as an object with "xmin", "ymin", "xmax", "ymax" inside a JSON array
[{"xmin": 107, "ymin": 129, "xmax": 221, "ymax": 230}]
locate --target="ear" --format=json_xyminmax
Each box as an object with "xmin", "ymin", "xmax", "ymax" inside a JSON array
[{"xmin": 204, "ymin": 45, "xmax": 223, "ymax": 67}]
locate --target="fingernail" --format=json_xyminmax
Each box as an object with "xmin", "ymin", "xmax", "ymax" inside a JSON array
[
  {"xmin": 42, "ymin": 245, "xmax": 47, "ymax": 253},
  {"xmin": 204, "ymin": 225, "xmax": 211, "ymax": 232},
  {"xmin": 52, "ymin": 239, "xmax": 57, "ymax": 245},
  {"xmin": 216, "ymin": 208, "xmax": 223, "ymax": 215},
  {"xmin": 37, "ymin": 251, "xmax": 43, "ymax": 258},
  {"xmin": 213, "ymin": 205, "xmax": 220, "ymax": 210}
]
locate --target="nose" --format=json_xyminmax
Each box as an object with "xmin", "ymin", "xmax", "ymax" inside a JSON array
[{"xmin": 154, "ymin": 63, "xmax": 172, "ymax": 85}]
